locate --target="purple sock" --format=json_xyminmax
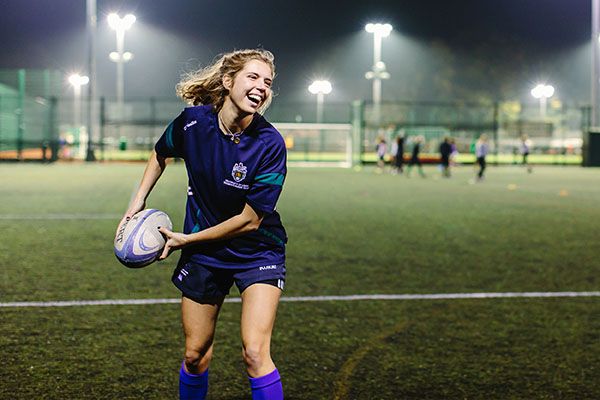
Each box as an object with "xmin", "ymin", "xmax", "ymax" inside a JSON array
[
  {"xmin": 179, "ymin": 362, "xmax": 208, "ymax": 400},
  {"xmin": 248, "ymin": 368, "xmax": 283, "ymax": 400}
]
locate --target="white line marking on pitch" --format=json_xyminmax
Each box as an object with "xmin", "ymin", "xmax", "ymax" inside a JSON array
[
  {"xmin": 0, "ymin": 214, "xmax": 120, "ymax": 220},
  {"xmin": 1, "ymin": 291, "xmax": 599, "ymax": 308}
]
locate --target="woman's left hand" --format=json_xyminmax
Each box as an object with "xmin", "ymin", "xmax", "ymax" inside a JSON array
[{"xmin": 158, "ymin": 227, "xmax": 190, "ymax": 260}]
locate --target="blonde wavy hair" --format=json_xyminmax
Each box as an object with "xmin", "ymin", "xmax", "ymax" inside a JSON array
[{"xmin": 176, "ymin": 49, "xmax": 276, "ymax": 114}]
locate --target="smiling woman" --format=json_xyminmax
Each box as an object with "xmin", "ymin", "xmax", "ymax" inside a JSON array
[
  {"xmin": 118, "ymin": 48, "xmax": 287, "ymax": 400},
  {"xmin": 177, "ymin": 49, "xmax": 275, "ymax": 114}
]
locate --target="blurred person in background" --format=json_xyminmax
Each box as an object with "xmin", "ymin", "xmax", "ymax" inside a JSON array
[
  {"xmin": 474, "ymin": 134, "xmax": 489, "ymax": 182},
  {"xmin": 406, "ymin": 135, "xmax": 426, "ymax": 178},
  {"xmin": 520, "ymin": 134, "xmax": 533, "ymax": 173},
  {"xmin": 439, "ymin": 136, "xmax": 452, "ymax": 177},
  {"xmin": 391, "ymin": 134, "xmax": 405, "ymax": 175},
  {"xmin": 375, "ymin": 135, "xmax": 387, "ymax": 173}
]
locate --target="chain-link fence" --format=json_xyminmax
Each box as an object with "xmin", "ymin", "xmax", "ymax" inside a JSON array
[
  {"xmin": 0, "ymin": 82, "xmax": 588, "ymax": 166},
  {"xmin": 360, "ymin": 100, "xmax": 585, "ymax": 164}
]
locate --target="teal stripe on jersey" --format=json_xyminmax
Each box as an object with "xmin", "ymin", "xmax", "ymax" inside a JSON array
[
  {"xmin": 255, "ymin": 173, "xmax": 284, "ymax": 186},
  {"xmin": 165, "ymin": 122, "xmax": 175, "ymax": 152},
  {"xmin": 257, "ymin": 228, "xmax": 285, "ymax": 246},
  {"xmin": 191, "ymin": 209, "xmax": 201, "ymax": 233}
]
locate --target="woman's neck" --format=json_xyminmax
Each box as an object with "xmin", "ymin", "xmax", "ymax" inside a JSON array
[{"xmin": 219, "ymin": 102, "xmax": 253, "ymax": 133}]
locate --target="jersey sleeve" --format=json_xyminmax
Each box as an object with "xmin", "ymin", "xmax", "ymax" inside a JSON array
[
  {"xmin": 155, "ymin": 111, "xmax": 186, "ymax": 158},
  {"xmin": 246, "ymin": 136, "xmax": 287, "ymax": 215}
]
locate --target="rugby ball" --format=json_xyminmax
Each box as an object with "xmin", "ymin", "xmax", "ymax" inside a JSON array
[{"xmin": 114, "ymin": 209, "xmax": 173, "ymax": 268}]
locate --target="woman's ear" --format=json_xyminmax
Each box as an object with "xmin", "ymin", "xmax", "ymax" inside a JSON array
[{"xmin": 222, "ymin": 75, "xmax": 232, "ymax": 90}]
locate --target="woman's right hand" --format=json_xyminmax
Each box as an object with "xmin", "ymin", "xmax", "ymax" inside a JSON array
[
  {"xmin": 116, "ymin": 197, "xmax": 146, "ymax": 236},
  {"xmin": 115, "ymin": 151, "xmax": 168, "ymax": 237}
]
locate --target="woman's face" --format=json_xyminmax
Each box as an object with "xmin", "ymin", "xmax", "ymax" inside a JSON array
[{"xmin": 224, "ymin": 59, "xmax": 273, "ymax": 115}]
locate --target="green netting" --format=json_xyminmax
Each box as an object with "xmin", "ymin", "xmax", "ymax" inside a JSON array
[{"xmin": 0, "ymin": 69, "xmax": 61, "ymax": 156}]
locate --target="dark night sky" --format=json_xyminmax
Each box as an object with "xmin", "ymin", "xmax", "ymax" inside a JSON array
[{"xmin": 0, "ymin": 0, "xmax": 592, "ymax": 104}]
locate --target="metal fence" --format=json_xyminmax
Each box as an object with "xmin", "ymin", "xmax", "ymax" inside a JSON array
[
  {"xmin": 0, "ymin": 94, "xmax": 588, "ymax": 165},
  {"xmin": 361, "ymin": 100, "xmax": 585, "ymax": 164}
]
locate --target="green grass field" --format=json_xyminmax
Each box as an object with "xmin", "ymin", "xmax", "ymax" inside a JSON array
[{"xmin": 1, "ymin": 163, "xmax": 599, "ymax": 399}]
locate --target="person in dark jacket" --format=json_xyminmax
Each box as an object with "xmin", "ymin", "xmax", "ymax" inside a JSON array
[
  {"xmin": 391, "ymin": 135, "xmax": 405, "ymax": 175},
  {"xmin": 439, "ymin": 136, "xmax": 452, "ymax": 177},
  {"xmin": 407, "ymin": 135, "xmax": 426, "ymax": 178}
]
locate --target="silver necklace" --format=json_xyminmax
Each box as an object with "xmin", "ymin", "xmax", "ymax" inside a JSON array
[{"xmin": 218, "ymin": 114, "xmax": 243, "ymax": 144}]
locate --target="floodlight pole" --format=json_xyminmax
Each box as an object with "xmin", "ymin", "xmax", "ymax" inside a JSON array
[
  {"xmin": 116, "ymin": 29, "xmax": 125, "ymax": 113},
  {"xmin": 108, "ymin": 13, "xmax": 135, "ymax": 129},
  {"xmin": 69, "ymin": 75, "xmax": 89, "ymax": 128},
  {"xmin": 372, "ymin": 32, "xmax": 383, "ymax": 110},
  {"xmin": 85, "ymin": 0, "xmax": 97, "ymax": 161},
  {"xmin": 592, "ymin": 0, "xmax": 599, "ymax": 126},
  {"xmin": 74, "ymin": 83, "xmax": 82, "ymax": 127},
  {"xmin": 365, "ymin": 23, "xmax": 392, "ymax": 126},
  {"xmin": 314, "ymin": 93, "xmax": 323, "ymax": 123},
  {"xmin": 308, "ymin": 80, "xmax": 332, "ymax": 123},
  {"xmin": 539, "ymin": 96, "xmax": 547, "ymax": 117}
]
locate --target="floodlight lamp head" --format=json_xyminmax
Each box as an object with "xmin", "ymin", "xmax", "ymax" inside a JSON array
[
  {"xmin": 107, "ymin": 13, "xmax": 120, "ymax": 30},
  {"xmin": 108, "ymin": 13, "xmax": 136, "ymax": 31},
  {"xmin": 109, "ymin": 52, "xmax": 120, "ymax": 62},
  {"xmin": 321, "ymin": 81, "xmax": 332, "ymax": 94},
  {"xmin": 543, "ymin": 85, "xmax": 555, "ymax": 98},
  {"xmin": 122, "ymin": 52, "xmax": 134, "ymax": 61},
  {"xmin": 365, "ymin": 23, "xmax": 393, "ymax": 37},
  {"xmin": 374, "ymin": 61, "xmax": 387, "ymax": 72},
  {"xmin": 123, "ymin": 14, "xmax": 136, "ymax": 29},
  {"xmin": 68, "ymin": 74, "xmax": 77, "ymax": 86},
  {"xmin": 68, "ymin": 74, "xmax": 89, "ymax": 87},
  {"xmin": 381, "ymin": 23, "xmax": 393, "ymax": 37},
  {"xmin": 531, "ymin": 84, "xmax": 554, "ymax": 99},
  {"xmin": 308, "ymin": 80, "xmax": 332, "ymax": 95}
]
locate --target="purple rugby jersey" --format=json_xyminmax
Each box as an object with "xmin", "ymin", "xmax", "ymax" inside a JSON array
[{"xmin": 155, "ymin": 105, "xmax": 287, "ymax": 269}]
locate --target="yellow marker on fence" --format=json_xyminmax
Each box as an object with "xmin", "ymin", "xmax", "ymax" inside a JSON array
[{"xmin": 507, "ymin": 184, "xmax": 517, "ymax": 191}]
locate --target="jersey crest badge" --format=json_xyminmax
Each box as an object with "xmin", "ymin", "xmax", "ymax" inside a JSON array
[{"xmin": 232, "ymin": 162, "xmax": 247, "ymax": 182}]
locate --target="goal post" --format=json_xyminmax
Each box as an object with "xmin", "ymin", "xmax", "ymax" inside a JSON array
[
  {"xmin": 272, "ymin": 122, "xmax": 355, "ymax": 167},
  {"xmin": 271, "ymin": 100, "xmax": 364, "ymax": 168}
]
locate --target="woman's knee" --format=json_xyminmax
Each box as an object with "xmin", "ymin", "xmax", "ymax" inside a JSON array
[
  {"xmin": 241, "ymin": 341, "xmax": 270, "ymax": 368},
  {"xmin": 184, "ymin": 343, "xmax": 213, "ymax": 373}
]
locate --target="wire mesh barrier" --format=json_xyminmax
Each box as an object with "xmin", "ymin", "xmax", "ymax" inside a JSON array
[
  {"xmin": 0, "ymin": 69, "xmax": 62, "ymax": 161},
  {"xmin": 0, "ymin": 90, "xmax": 588, "ymax": 165},
  {"xmin": 361, "ymin": 100, "xmax": 585, "ymax": 165}
]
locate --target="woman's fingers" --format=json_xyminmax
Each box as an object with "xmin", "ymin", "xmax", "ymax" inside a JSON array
[{"xmin": 158, "ymin": 226, "xmax": 175, "ymax": 260}]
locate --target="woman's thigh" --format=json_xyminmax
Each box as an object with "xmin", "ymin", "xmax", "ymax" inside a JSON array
[
  {"xmin": 240, "ymin": 284, "xmax": 281, "ymax": 345},
  {"xmin": 181, "ymin": 296, "xmax": 224, "ymax": 350}
]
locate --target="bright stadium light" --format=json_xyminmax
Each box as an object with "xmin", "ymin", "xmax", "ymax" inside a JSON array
[
  {"xmin": 308, "ymin": 80, "xmax": 332, "ymax": 123},
  {"xmin": 365, "ymin": 23, "xmax": 393, "ymax": 37},
  {"xmin": 108, "ymin": 13, "xmax": 136, "ymax": 31},
  {"xmin": 365, "ymin": 22, "xmax": 393, "ymax": 125},
  {"xmin": 107, "ymin": 13, "xmax": 136, "ymax": 119},
  {"xmin": 531, "ymin": 83, "xmax": 555, "ymax": 117},
  {"xmin": 68, "ymin": 73, "xmax": 89, "ymax": 128},
  {"xmin": 68, "ymin": 73, "xmax": 90, "ymax": 87}
]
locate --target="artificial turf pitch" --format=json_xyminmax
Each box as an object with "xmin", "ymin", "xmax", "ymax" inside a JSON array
[{"xmin": 1, "ymin": 163, "xmax": 599, "ymax": 399}]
